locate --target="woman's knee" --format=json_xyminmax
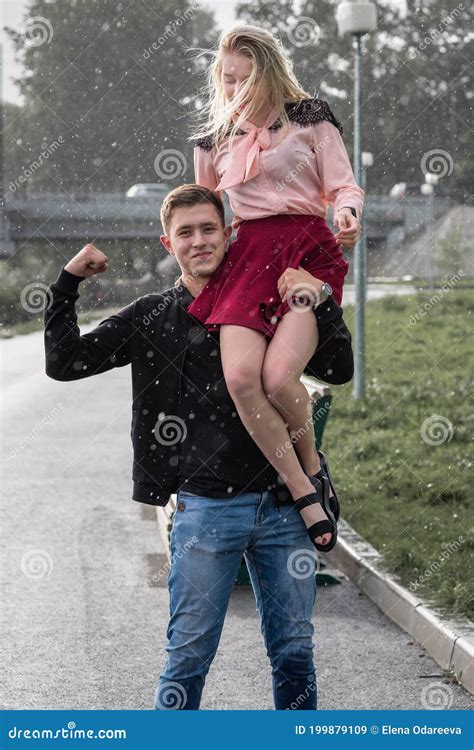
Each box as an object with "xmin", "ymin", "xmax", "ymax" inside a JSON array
[
  {"xmin": 224, "ymin": 364, "xmax": 262, "ymax": 400},
  {"xmin": 262, "ymin": 364, "xmax": 298, "ymax": 403}
]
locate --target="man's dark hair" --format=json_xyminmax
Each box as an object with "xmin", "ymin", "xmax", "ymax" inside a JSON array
[{"xmin": 160, "ymin": 184, "xmax": 225, "ymax": 235}]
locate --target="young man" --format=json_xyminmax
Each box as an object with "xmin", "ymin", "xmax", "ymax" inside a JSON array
[{"xmin": 44, "ymin": 185, "xmax": 355, "ymax": 710}]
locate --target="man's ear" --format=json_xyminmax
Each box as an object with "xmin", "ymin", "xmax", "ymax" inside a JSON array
[
  {"xmin": 224, "ymin": 225, "xmax": 232, "ymax": 243},
  {"xmin": 160, "ymin": 234, "xmax": 174, "ymax": 255}
]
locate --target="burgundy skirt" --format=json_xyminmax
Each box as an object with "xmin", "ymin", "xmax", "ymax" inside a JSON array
[{"xmin": 187, "ymin": 214, "xmax": 349, "ymax": 339}]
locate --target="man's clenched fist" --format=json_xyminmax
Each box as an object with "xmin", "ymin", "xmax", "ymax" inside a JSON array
[{"xmin": 64, "ymin": 244, "xmax": 109, "ymax": 278}]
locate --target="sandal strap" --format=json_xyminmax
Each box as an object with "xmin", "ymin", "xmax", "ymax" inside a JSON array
[
  {"xmin": 315, "ymin": 532, "xmax": 338, "ymax": 553},
  {"xmin": 294, "ymin": 492, "xmax": 321, "ymax": 512},
  {"xmin": 315, "ymin": 452, "xmax": 340, "ymax": 522},
  {"xmin": 307, "ymin": 519, "xmax": 334, "ymax": 538}
]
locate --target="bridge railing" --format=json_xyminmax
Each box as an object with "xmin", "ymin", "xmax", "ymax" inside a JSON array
[{"xmin": 2, "ymin": 192, "xmax": 455, "ymax": 247}]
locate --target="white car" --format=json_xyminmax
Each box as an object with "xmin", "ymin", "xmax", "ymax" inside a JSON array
[{"xmin": 126, "ymin": 183, "xmax": 169, "ymax": 198}]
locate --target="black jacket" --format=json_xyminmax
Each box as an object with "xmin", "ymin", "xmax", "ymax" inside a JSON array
[{"xmin": 44, "ymin": 267, "xmax": 353, "ymax": 506}]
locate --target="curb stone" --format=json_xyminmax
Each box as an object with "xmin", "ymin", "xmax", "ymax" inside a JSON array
[{"xmin": 328, "ymin": 518, "xmax": 474, "ymax": 695}]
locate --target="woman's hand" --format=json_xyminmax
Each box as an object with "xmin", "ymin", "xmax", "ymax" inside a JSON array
[
  {"xmin": 277, "ymin": 266, "xmax": 325, "ymax": 306},
  {"xmin": 334, "ymin": 208, "xmax": 360, "ymax": 249}
]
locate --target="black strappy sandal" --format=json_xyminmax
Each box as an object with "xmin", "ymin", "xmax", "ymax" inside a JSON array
[
  {"xmin": 309, "ymin": 450, "xmax": 340, "ymax": 522},
  {"xmin": 294, "ymin": 475, "xmax": 337, "ymax": 553}
]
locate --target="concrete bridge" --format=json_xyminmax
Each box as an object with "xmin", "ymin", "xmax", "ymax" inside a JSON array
[{"xmin": 1, "ymin": 192, "xmax": 455, "ymax": 257}]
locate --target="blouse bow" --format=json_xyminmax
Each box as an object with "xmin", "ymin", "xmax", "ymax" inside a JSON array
[{"xmin": 215, "ymin": 107, "xmax": 279, "ymax": 191}]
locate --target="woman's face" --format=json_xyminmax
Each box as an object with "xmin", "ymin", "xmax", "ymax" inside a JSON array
[{"xmin": 221, "ymin": 52, "xmax": 256, "ymax": 105}]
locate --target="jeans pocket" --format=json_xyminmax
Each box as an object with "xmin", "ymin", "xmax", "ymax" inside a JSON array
[{"xmin": 177, "ymin": 490, "xmax": 202, "ymax": 499}]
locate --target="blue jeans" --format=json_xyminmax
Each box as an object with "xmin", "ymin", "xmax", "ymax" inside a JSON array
[{"xmin": 155, "ymin": 490, "xmax": 318, "ymax": 710}]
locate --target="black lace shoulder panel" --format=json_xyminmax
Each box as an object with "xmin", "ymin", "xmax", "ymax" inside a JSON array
[
  {"xmin": 193, "ymin": 98, "xmax": 342, "ymax": 151},
  {"xmin": 193, "ymin": 134, "xmax": 215, "ymax": 151},
  {"xmin": 193, "ymin": 128, "xmax": 248, "ymax": 152},
  {"xmin": 277, "ymin": 97, "xmax": 343, "ymax": 135}
]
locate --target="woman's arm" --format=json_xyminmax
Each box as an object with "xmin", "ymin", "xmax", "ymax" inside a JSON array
[
  {"xmin": 193, "ymin": 146, "xmax": 223, "ymax": 199},
  {"xmin": 311, "ymin": 120, "xmax": 365, "ymax": 220}
]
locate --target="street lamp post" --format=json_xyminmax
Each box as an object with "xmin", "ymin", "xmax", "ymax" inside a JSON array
[
  {"xmin": 361, "ymin": 149, "xmax": 373, "ymax": 298},
  {"xmin": 421, "ymin": 172, "xmax": 439, "ymax": 290},
  {"xmin": 336, "ymin": 1, "xmax": 377, "ymax": 400},
  {"xmin": 0, "ymin": 42, "xmax": 15, "ymax": 258}
]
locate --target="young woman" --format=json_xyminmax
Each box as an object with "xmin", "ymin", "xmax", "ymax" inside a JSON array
[{"xmin": 187, "ymin": 25, "xmax": 364, "ymax": 552}]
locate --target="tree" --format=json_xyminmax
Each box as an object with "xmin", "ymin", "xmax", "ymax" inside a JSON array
[
  {"xmin": 235, "ymin": 0, "xmax": 472, "ymax": 200},
  {"xmin": 5, "ymin": 0, "xmax": 219, "ymax": 194}
]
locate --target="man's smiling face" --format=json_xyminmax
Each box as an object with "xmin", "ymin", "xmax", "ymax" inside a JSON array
[{"xmin": 161, "ymin": 203, "xmax": 232, "ymax": 295}]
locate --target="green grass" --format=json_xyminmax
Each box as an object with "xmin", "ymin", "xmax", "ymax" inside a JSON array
[
  {"xmin": 324, "ymin": 288, "xmax": 474, "ymax": 622},
  {"xmin": 1, "ymin": 306, "xmax": 122, "ymax": 338}
]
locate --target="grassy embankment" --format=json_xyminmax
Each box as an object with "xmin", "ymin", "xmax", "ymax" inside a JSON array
[{"xmin": 324, "ymin": 288, "xmax": 473, "ymax": 621}]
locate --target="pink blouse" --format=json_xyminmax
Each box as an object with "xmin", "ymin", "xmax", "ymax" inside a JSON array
[{"xmin": 194, "ymin": 102, "xmax": 365, "ymax": 229}]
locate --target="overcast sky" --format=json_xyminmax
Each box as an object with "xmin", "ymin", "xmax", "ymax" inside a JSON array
[{"xmin": 1, "ymin": 0, "xmax": 407, "ymax": 106}]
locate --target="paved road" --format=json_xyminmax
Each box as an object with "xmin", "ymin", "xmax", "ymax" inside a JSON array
[
  {"xmin": 342, "ymin": 284, "xmax": 416, "ymax": 306},
  {"xmin": 1, "ymin": 309, "xmax": 472, "ymax": 710}
]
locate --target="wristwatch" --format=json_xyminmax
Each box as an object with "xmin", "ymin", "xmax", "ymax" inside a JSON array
[
  {"xmin": 341, "ymin": 206, "xmax": 357, "ymax": 219},
  {"xmin": 313, "ymin": 282, "xmax": 332, "ymax": 308},
  {"xmin": 320, "ymin": 282, "xmax": 332, "ymax": 300}
]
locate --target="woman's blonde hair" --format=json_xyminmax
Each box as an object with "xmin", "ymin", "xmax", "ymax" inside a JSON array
[{"xmin": 190, "ymin": 24, "xmax": 312, "ymax": 148}]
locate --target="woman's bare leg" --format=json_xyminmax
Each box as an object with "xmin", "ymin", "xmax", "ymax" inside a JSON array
[
  {"xmin": 220, "ymin": 323, "xmax": 332, "ymax": 547},
  {"xmin": 262, "ymin": 309, "xmax": 334, "ymax": 537},
  {"xmin": 262, "ymin": 309, "xmax": 320, "ymax": 475}
]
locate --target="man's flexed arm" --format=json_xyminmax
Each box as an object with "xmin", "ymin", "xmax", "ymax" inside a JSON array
[{"xmin": 44, "ymin": 244, "xmax": 135, "ymax": 381}]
